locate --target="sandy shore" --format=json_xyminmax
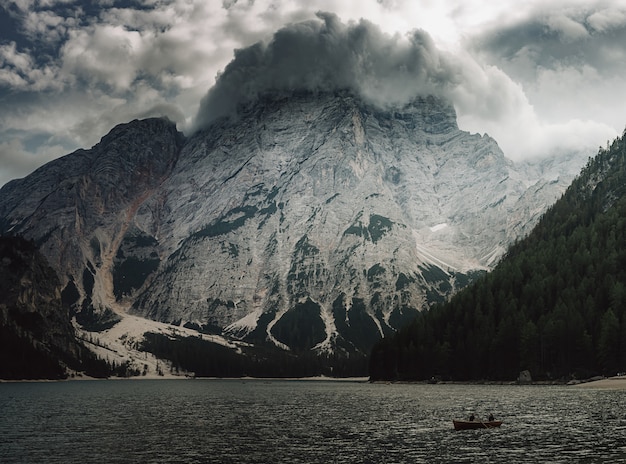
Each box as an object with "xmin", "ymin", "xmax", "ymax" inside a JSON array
[{"xmin": 572, "ymin": 376, "xmax": 626, "ymax": 389}]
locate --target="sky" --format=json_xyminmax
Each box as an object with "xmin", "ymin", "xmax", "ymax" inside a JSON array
[{"xmin": 1, "ymin": 0, "xmax": 626, "ymax": 187}]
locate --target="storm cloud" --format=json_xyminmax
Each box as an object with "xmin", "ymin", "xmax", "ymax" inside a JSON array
[
  {"xmin": 193, "ymin": 12, "xmax": 459, "ymax": 130},
  {"xmin": 1, "ymin": 0, "xmax": 625, "ymax": 186},
  {"xmin": 465, "ymin": 2, "xmax": 626, "ymax": 157},
  {"xmin": 193, "ymin": 10, "xmax": 610, "ymax": 162}
]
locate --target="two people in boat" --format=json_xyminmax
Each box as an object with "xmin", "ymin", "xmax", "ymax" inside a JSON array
[{"xmin": 469, "ymin": 413, "xmax": 495, "ymax": 421}]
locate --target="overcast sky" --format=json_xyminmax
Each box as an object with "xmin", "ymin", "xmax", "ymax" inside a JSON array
[{"xmin": 1, "ymin": 0, "xmax": 626, "ymax": 187}]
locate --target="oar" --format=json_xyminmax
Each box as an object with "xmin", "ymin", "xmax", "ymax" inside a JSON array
[{"xmin": 479, "ymin": 417, "xmax": 492, "ymax": 428}]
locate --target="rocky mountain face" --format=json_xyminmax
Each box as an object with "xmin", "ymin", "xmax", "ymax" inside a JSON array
[
  {"xmin": 0, "ymin": 118, "xmax": 184, "ymax": 328},
  {"xmin": 0, "ymin": 91, "xmax": 583, "ymax": 364},
  {"xmin": 0, "ymin": 236, "xmax": 107, "ymax": 379}
]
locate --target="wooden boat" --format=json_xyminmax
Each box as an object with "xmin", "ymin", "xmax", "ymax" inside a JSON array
[{"xmin": 453, "ymin": 419, "xmax": 502, "ymax": 430}]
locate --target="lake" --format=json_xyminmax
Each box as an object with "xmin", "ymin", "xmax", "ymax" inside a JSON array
[{"xmin": 1, "ymin": 379, "xmax": 625, "ymax": 463}]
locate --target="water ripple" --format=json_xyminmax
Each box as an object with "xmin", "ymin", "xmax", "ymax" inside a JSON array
[{"xmin": 1, "ymin": 380, "xmax": 626, "ymax": 463}]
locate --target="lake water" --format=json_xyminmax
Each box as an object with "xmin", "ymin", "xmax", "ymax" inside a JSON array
[{"xmin": 1, "ymin": 379, "xmax": 626, "ymax": 463}]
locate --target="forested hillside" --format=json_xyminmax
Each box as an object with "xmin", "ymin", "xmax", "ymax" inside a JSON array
[{"xmin": 370, "ymin": 129, "xmax": 626, "ymax": 381}]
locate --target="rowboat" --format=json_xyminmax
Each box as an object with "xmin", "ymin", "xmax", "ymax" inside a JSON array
[{"xmin": 453, "ymin": 419, "xmax": 502, "ymax": 430}]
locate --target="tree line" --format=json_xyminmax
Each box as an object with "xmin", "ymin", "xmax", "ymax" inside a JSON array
[{"xmin": 142, "ymin": 332, "xmax": 369, "ymax": 378}]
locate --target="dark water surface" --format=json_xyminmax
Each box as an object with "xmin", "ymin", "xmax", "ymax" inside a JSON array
[{"xmin": 1, "ymin": 379, "xmax": 625, "ymax": 463}]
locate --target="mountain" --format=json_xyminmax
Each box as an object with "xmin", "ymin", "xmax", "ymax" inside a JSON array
[
  {"xmin": 0, "ymin": 91, "xmax": 584, "ymax": 376},
  {"xmin": 369, "ymin": 129, "xmax": 626, "ymax": 381},
  {"xmin": 0, "ymin": 236, "xmax": 109, "ymax": 379}
]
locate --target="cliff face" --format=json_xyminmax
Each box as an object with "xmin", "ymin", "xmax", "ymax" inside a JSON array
[
  {"xmin": 0, "ymin": 92, "xmax": 583, "ymax": 359},
  {"xmin": 0, "ymin": 236, "xmax": 104, "ymax": 379},
  {"xmin": 0, "ymin": 118, "xmax": 184, "ymax": 324}
]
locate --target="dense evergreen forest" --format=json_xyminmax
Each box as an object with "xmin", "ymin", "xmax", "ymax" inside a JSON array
[{"xmin": 370, "ymin": 129, "xmax": 626, "ymax": 382}]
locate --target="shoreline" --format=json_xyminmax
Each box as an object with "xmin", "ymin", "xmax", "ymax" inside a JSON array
[
  {"xmin": 570, "ymin": 376, "xmax": 626, "ymax": 389},
  {"xmin": 0, "ymin": 375, "xmax": 370, "ymax": 384},
  {"xmin": 371, "ymin": 376, "xmax": 626, "ymax": 389},
  {"xmin": 4, "ymin": 375, "xmax": 626, "ymax": 388}
]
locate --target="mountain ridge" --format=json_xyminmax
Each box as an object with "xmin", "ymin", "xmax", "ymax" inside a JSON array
[{"xmin": 0, "ymin": 91, "xmax": 587, "ymax": 375}]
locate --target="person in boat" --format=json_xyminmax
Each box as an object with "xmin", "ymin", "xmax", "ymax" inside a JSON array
[
  {"xmin": 488, "ymin": 414, "xmax": 494, "ymax": 421},
  {"xmin": 469, "ymin": 414, "xmax": 475, "ymax": 421}
]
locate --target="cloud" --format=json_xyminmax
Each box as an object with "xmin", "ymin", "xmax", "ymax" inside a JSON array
[
  {"xmin": 0, "ymin": 136, "xmax": 66, "ymax": 187},
  {"xmin": 464, "ymin": 1, "xmax": 626, "ymax": 157},
  {"xmin": 193, "ymin": 12, "xmax": 460, "ymax": 130},
  {"xmin": 0, "ymin": 138, "xmax": 33, "ymax": 185},
  {"xmin": 545, "ymin": 13, "xmax": 589, "ymax": 42},
  {"xmin": 0, "ymin": 41, "xmax": 55, "ymax": 89},
  {"xmin": 60, "ymin": 24, "xmax": 144, "ymax": 91},
  {"xmin": 0, "ymin": 0, "xmax": 293, "ymax": 145},
  {"xmin": 446, "ymin": 51, "xmax": 615, "ymax": 161},
  {"xmin": 21, "ymin": 7, "xmax": 79, "ymax": 44},
  {"xmin": 473, "ymin": 3, "xmax": 626, "ymax": 72},
  {"xmin": 0, "ymin": 0, "xmax": 230, "ymax": 182},
  {"xmin": 192, "ymin": 10, "xmax": 616, "ymax": 161},
  {"xmin": 1, "ymin": 0, "xmax": 625, "ymax": 187},
  {"xmin": 588, "ymin": 7, "xmax": 626, "ymax": 32}
]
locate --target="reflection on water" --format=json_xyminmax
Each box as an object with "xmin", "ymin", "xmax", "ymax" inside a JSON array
[{"xmin": 1, "ymin": 379, "xmax": 626, "ymax": 463}]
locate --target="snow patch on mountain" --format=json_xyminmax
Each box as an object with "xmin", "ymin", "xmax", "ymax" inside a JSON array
[
  {"xmin": 75, "ymin": 312, "xmax": 244, "ymax": 378},
  {"xmin": 430, "ymin": 223, "xmax": 448, "ymax": 232}
]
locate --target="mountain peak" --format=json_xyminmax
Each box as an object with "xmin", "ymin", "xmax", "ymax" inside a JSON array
[
  {"xmin": 0, "ymin": 89, "xmax": 584, "ymax": 376},
  {"xmin": 206, "ymin": 90, "xmax": 459, "ymax": 137},
  {"xmin": 98, "ymin": 117, "xmax": 184, "ymax": 149}
]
